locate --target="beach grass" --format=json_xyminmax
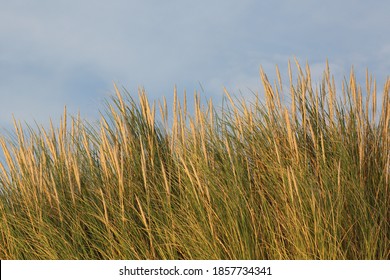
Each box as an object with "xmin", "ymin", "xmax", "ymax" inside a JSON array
[{"xmin": 0, "ymin": 61, "xmax": 388, "ymax": 259}]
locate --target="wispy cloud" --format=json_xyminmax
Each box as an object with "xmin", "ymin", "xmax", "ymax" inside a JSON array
[{"xmin": 1, "ymin": 0, "xmax": 389, "ymax": 131}]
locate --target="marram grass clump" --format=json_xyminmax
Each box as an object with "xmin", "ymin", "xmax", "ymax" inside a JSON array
[{"xmin": 0, "ymin": 61, "xmax": 389, "ymax": 259}]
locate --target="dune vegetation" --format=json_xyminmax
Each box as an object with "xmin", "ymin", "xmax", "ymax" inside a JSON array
[{"xmin": 0, "ymin": 61, "xmax": 388, "ymax": 259}]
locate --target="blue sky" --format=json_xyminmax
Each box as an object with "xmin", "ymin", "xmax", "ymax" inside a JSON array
[{"xmin": 1, "ymin": 0, "xmax": 390, "ymax": 131}]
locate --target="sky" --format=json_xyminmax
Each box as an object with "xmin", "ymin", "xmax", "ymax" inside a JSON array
[{"xmin": 1, "ymin": 0, "xmax": 390, "ymax": 132}]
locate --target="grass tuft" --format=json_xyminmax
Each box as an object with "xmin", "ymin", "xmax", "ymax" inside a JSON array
[{"xmin": 0, "ymin": 61, "xmax": 389, "ymax": 259}]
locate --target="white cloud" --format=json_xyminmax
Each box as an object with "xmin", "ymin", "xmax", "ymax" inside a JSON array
[{"xmin": 1, "ymin": 0, "xmax": 390, "ymax": 132}]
